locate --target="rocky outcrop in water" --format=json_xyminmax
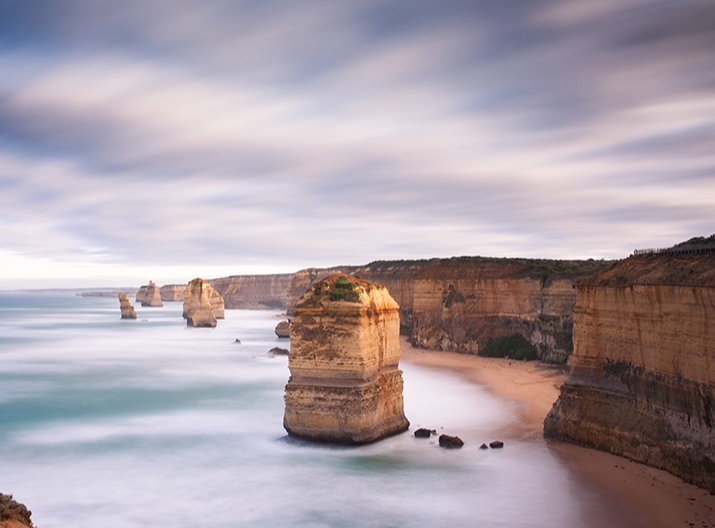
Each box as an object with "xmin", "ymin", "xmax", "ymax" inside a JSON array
[
  {"xmin": 136, "ymin": 281, "xmax": 163, "ymax": 307},
  {"xmin": 183, "ymin": 278, "xmax": 224, "ymax": 327},
  {"xmin": 275, "ymin": 320, "xmax": 290, "ymax": 338},
  {"xmin": 544, "ymin": 247, "xmax": 715, "ymax": 492},
  {"xmin": 210, "ymin": 274, "xmax": 294, "ymax": 309},
  {"xmin": 283, "ymin": 274, "xmax": 410, "ymax": 444},
  {"xmin": 159, "ymin": 284, "xmax": 187, "ymax": 302},
  {"xmin": 0, "ymin": 493, "xmax": 33, "ymax": 527},
  {"xmin": 118, "ymin": 293, "xmax": 137, "ymax": 319}
]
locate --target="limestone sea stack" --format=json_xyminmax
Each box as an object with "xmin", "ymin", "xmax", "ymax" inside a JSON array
[
  {"xmin": 0, "ymin": 493, "xmax": 33, "ymax": 528},
  {"xmin": 283, "ymin": 274, "xmax": 410, "ymax": 444},
  {"xmin": 544, "ymin": 244, "xmax": 715, "ymax": 492},
  {"xmin": 182, "ymin": 278, "xmax": 224, "ymax": 327},
  {"xmin": 136, "ymin": 281, "xmax": 163, "ymax": 307},
  {"xmin": 275, "ymin": 320, "xmax": 290, "ymax": 338},
  {"xmin": 118, "ymin": 293, "xmax": 137, "ymax": 319}
]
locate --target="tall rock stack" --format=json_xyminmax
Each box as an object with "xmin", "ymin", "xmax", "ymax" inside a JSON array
[
  {"xmin": 545, "ymin": 246, "xmax": 715, "ymax": 492},
  {"xmin": 183, "ymin": 278, "xmax": 224, "ymax": 327},
  {"xmin": 118, "ymin": 293, "xmax": 137, "ymax": 319},
  {"xmin": 136, "ymin": 281, "xmax": 163, "ymax": 307},
  {"xmin": 284, "ymin": 274, "xmax": 410, "ymax": 444}
]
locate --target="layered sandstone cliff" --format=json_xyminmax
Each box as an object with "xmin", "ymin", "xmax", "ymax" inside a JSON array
[
  {"xmin": 159, "ymin": 284, "xmax": 187, "ymax": 302},
  {"xmin": 118, "ymin": 293, "xmax": 137, "ymax": 319},
  {"xmin": 210, "ymin": 274, "xmax": 294, "ymax": 310},
  {"xmin": 183, "ymin": 278, "xmax": 224, "ymax": 327},
  {"xmin": 544, "ymin": 249, "xmax": 715, "ymax": 492},
  {"xmin": 136, "ymin": 281, "xmax": 163, "ymax": 307},
  {"xmin": 284, "ymin": 274, "xmax": 410, "ymax": 444},
  {"xmin": 297, "ymin": 258, "xmax": 608, "ymax": 363}
]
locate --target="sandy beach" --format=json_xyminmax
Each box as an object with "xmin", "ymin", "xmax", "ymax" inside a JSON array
[{"xmin": 401, "ymin": 337, "xmax": 715, "ymax": 528}]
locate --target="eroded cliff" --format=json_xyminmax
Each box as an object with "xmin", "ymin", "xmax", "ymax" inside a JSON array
[
  {"xmin": 545, "ymin": 249, "xmax": 715, "ymax": 492},
  {"xmin": 159, "ymin": 284, "xmax": 187, "ymax": 302},
  {"xmin": 283, "ymin": 274, "xmax": 410, "ymax": 444},
  {"xmin": 209, "ymin": 274, "xmax": 294, "ymax": 310}
]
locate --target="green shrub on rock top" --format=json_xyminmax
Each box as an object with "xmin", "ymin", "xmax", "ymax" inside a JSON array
[{"xmin": 479, "ymin": 334, "xmax": 537, "ymax": 361}]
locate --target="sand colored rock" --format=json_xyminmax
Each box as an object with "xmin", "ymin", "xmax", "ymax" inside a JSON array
[
  {"xmin": 210, "ymin": 274, "xmax": 294, "ymax": 310},
  {"xmin": 136, "ymin": 281, "xmax": 163, "ymax": 307},
  {"xmin": 545, "ymin": 250, "xmax": 715, "ymax": 492},
  {"xmin": 0, "ymin": 493, "xmax": 33, "ymax": 528},
  {"xmin": 118, "ymin": 293, "xmax": 137, "ymax": 319},
  {"xmin": 182, "ymin": 278, "xmax": 224, "ymax": 327},
  {"xmin": 284, "ymin": 274, "xmax": 410, "ymax": 444},
  {"xmin": 159, "ymin": 284, "xmax": 187, "ymax": 302},
  {"xmin": 275, "ymin": 320, "xmax": 290, "ymax": 338}
]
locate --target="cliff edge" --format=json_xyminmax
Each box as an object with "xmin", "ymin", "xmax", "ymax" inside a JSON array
[{"xmin": 545, "ymin": 245, "xmax": 715, "ymax": 492}]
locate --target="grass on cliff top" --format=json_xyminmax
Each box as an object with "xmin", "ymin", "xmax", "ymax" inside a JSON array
[
  {"xmin": 478, "ymin": 334, "xmax": 537, "ymax": 361},
  {"xmin": 313, "ymin": 275, "xmax": 361, "ymax": 302}
]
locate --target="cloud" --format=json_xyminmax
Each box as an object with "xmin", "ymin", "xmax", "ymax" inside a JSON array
[{"xmin": 0, "ymin": 0, "xmax": 714, "ymax": 286}]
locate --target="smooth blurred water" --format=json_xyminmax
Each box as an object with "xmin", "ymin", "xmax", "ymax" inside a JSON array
[{"xmin": 0, "ymin": 292, "xmax": 630, "ymax": 528}]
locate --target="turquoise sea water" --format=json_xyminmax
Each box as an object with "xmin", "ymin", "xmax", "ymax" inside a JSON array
[{"xmin": 0, "ymin": 292, "xmax": 637, "ymax": 528}]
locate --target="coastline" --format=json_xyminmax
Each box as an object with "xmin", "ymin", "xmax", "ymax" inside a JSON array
[{"xmin": 400, "ymin": 337, "xmax": 715, "ymax": 528}]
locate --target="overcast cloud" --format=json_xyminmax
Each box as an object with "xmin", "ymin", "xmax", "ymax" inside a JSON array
[{"xmin": 1, "ymin": 0, "xmax": 714, "ymax": 287}]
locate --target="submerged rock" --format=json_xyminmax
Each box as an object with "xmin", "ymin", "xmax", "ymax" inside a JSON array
[
  {"xmin": 414, "ymin": 428, "xmax": 433, "ymax": 438},
  {"xmin": 269, "ymin": 347, "xmax": 289, "ymax": 356},
  {"xmin": 118, "ymin": 293, "xmax": 137, "ymax": 319},
  {"xmin": 136, "ymin": 281, "xmax": 163, "ymax": 307},
  {"xmin": 479, "ymin": 443, "xmax": 488, "ymax": 450},
  {"xmin": 283, "ymin": 274, "xmax": 410, "ymax": 444},
  {"xmin": 438, "ymin": 434, "xmax": 464, "ymax": 449},
  {"xmin": 275, "ymin": 320, "xmax": 290, "ymax": 338},
  {"xmin": 489, "ymin": 440, "xmax": 504, "ymax": 449},
  {"xmin": 183, "ymin": 278, "xmax": 222, "ymax": 328}
]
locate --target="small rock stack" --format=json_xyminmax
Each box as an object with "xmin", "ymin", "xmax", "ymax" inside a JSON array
[{"xmin": 118, "ymin": 293, "xmax": 137, "ymax": 319}]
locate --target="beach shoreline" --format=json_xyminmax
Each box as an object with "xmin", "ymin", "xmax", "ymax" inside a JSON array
[{"xmin": 400, "ymin": 337, "xmax": 715, "ymax": 528}]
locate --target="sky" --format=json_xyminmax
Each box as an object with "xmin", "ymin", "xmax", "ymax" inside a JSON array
[{"xmin": 1, "ymin": 0, "xmax": 714, "ymax": 288}]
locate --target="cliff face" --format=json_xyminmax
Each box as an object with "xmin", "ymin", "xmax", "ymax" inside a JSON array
[
  {"xmin": 355, "ymin": 258, "xmax": 608, "ymax": 363},
  {"xmin": 183, "ymin": 278, "xmax": 223, "ymax": 327},
  {"xmin": 159, "ymin": 284, "xmax": 186, "ymax": 302},
  {"xmin": 214, "ymin": 257, "xmax": 609, "ymax": 364},
  {"xmin": 284, "ymin": 274, "xmax": 410, "ymax": 444},
  {"xmin": 118, "ymin": 293, "xmax": 137, "ymax": 319},
  {"xmin": 210, "ymin": 274, "xmax": 294, "ymax": 310},
  {"xmin": 545, "ymin": 251, "xmax": 715, "ymax": 492}
]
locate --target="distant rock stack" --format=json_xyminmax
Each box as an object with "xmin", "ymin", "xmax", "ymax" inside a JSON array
[
  {"xmin": 118, "ymin": 293, "xmax": 137, "ymax": 319},
  {"xmin": 136, "ymin": 281, "xmax": 163, "ymax": 307},
  {"xmin": 183, "ymin": 278, "xmax": 224, "ymax": 327},
  {"xmin": 275, "ymin": 320, "xmax": 290, "ymax": 338},
  {"xmin": 283, "ymin": 274, "xmax": 410, "ymax": 444}
]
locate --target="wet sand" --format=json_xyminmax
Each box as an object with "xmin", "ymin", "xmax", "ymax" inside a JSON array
[{"xmin": 401, "ymin": 338, "xmax": 715, "ymax": 528}]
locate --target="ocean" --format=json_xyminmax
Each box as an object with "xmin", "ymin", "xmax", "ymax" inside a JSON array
[{"xmin": 0, "ymin": 291, "xmax": 636, "ymax": 528}]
